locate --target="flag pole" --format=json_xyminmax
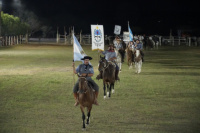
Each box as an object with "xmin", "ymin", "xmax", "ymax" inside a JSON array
[
  {"xmin": 72, "ymin": 26, "xmax": 75, "ymax": 86},
  {"xmin": 128, "ymin": 21, "xmax": 129, "ymax": 31}
]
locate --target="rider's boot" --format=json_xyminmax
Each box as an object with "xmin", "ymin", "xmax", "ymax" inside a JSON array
[
  {"xmin": 93, "ymin": 91, "xmax": 99, "ymax": 105},
  {"xmin": 115, "ymin": 70, "xmax": 120, "ymax": 81},
  {"xmin": 96, "ymin": 71, "xmax": 103, "ymax": 80},
  {"xmin": 73, "ymin": 92, "xmax": 79, "ymax": 106}
]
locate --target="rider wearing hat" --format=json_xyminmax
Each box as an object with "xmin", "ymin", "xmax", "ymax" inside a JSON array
[
  {"xmin": 113, "ymin": 36, "xmax": 125, "ymax": 63},
  {"xmin": 96, "ymin": 44, "xmax": 120, "ymax": 80},
  {"xmin": 133, "ymin": 39, "xmax": 144, "ymax": 62},
  {"xmin": 72, "ymin": 56, "xmax": 99, "ymax": 106}
]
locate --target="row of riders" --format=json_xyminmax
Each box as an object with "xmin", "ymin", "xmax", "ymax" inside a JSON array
[{"xmin": 72, "ymin": 36, "xmax": 145, "ymax": 129}]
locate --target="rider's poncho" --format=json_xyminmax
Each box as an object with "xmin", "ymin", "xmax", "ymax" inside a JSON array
[{"xmin": 102, "ymin": 50, "xmax": 117, "ymax": 61}]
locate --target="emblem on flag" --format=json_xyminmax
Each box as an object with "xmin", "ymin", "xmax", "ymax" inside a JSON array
[{"xmin": 94, "ymin": 27, "xmax": 102, "ymax": 42}]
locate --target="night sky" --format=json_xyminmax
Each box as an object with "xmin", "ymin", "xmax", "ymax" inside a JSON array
[{"xmin": 2, "ymin": 0, "xmax": 200, "ymax": 36}]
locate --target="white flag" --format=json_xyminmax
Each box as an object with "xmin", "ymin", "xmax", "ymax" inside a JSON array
[
  {"xmin": 73, "ymin": 34, "xmax": 86, "ymax": 62},
  {"xmin": 91, "ymin": 25, "xmax": 104, "ymax": 51},
  {"xmin": 114, "ymin": 25, "xmax": 121, "ymax": 35}
]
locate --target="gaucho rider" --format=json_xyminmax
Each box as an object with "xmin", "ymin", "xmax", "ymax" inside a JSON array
[
  {"xmin": 113, "ymin": 36, "xmax": 125, "ymax": 63},
  {"xmin": 72, "ymin": 56, "xmax": 99, "ymax": 106},
  {"xmin": 133, "ymin": 39, "xmax": 144, "ymax": 62},
  {"xmin": 96, "ymin": 44, "xmax": 120, "ymax": 80}
]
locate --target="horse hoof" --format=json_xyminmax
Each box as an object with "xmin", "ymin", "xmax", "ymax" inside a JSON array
[
  {"xmin": 82, "ymin": 128, "xmax": 86, "ymax": 131},
  {"xmin": 104, "ymin": 96, "xmax": 106, "ymax": 99},
  {"xmin": 112, "ymin": 90, "xmax": 115, "ymax": 94}
]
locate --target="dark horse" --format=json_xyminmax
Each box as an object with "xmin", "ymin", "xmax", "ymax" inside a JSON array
[
  {"xmin": 78, "ymin": 76, "xmax": 95, "ymax": 129},
  {"xmin": 98, "ymin": 56, "xmax": 115, "ymax": 99},
  {"xmin": 126, "ymin": 43, "xmax": 134, "ymax": 69}
]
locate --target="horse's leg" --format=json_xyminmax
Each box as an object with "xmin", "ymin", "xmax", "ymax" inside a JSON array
[
  {"xmin": 86, "ymin": 106, "xmax": 92, "ymax": 125},
  {"xmin": 112, "ymin": 83, "xmax": 115, "ymax": 94},
  {"xmin": 80, "ymin": 106, "xmax": 86, "ymax": 129},
  {"xmin": 119, "ymin": 63, "xmax": 122, "ymax": 71},
  {"xmin": 135, "ymin": 63, "xmax": 138, "ymax": 73},
  {"xmin": 107, "ymin": 84, "xmax": 109, "ymax": 98},
  {"xmin": 108, "ymin": 84, "xmax": 112, "ymax": 98},
  {"xmin": 103, "ymin": 83, "xmax": 106, "ymax": 99},
  {"xmin": 139, "ymin": 61, "xmax": 142, "ymax": 73}
]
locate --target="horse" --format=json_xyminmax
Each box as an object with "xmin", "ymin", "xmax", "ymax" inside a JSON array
[
  {"xmin": 77, "ymin": 76, "xmax": 95, "ymax": 130},
  {"xmin": 126, "ymin": 44, "xmax": 134, "ymax": 69},
  {"xmin": 133, "ymin": 49, "xmax": 143, "ymax": 74},
  {"xmin": 98, "ymin": 56, "xmax": 115, "ymax": 99},
  {"xmin": 146, "ymin": 36, "xmax": 154, "ymax": 50}
]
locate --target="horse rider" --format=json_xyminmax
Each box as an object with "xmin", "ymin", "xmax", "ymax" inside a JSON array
[
  {"xmin": 72, "ymin": 56, "xmax": 99, "ymax": 106},
  {"xmin": 96, "ymin": 44, "xmax": 120, "ymax": 80},
  {"xmin": 133, "ymin": 39, "xmax": 144, "ymax": 62},
  {"xmin": 128, "ymin": 41, "xmax": 135, "ymax": 62},
  {"xmin": 113, "ymin": 36, "xmax": 125, "ymax": 63}
]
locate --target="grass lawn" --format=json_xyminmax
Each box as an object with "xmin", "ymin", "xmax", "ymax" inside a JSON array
[{"xmin": 0, "ymin": 44, "xmax": 200, "ymax": 133}]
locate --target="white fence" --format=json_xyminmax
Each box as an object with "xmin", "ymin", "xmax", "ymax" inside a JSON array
[{"xmin": 1, "ymin": 35, "xmax": 200, "ymax": 47}]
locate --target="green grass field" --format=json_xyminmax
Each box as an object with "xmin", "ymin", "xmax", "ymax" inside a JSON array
[{"xmin": 0, "ymin": 44, "xmax": 200, "ymax": 133}]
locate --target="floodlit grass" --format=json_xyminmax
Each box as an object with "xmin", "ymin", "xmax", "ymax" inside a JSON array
[{"xmin": 0, "ymin": 44, "xmax": 200, "ymax": 133}]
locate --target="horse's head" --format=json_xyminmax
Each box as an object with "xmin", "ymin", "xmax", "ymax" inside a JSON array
[
  {"xmin": 98, "ymin": 55, "xmax": 108, "ymax": 71},
  {"xmin": 78, "ymin": 76, "xmax": 88, "ymax": 93}
]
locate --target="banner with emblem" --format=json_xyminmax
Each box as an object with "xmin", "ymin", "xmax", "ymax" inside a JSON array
[
  {"xmin": 123, "ymin": 31, "xmax": 130, "ymax": 42},
  {"xmin": 91, "ymin": 25, "xmax": 104, "ymax": 51},
  {"xmin": 114, "ymin": 25, "xmax": 121, "ymax": 35}
]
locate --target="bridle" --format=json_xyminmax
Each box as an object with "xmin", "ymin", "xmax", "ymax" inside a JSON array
[
  {"xmin": 99, "ymin": 59, "xmax": 110, "ymax": 71},
  {"xmin": 78, "ymin": 76, "xmax": 89, "ymax": 94}
]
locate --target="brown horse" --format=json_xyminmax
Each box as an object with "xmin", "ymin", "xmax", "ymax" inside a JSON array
[
  {"xmin": 126, "ymin": 44, "xmax": 134, "ymax": 69},
  {"xmin": 78, "ymin": 76, "xmax": 95, "ymax": 129},
  {"xmin": 98, "ymin": 56, "xmax": 115, "ymax": 99}
]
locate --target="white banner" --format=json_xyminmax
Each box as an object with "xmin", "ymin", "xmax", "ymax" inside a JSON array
[
  {"xmin": 114, "ymin": 25, "xmax": 121, "ymax": 35},
  {"xmin": 91, "ymin": 25, "xmax": 104, "ymax": 51},
  {"xmin": 123, "ymin": 31, "xmax": 130, "ymax": 42}
]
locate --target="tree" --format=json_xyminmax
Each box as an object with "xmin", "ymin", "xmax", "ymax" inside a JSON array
[{"xmin": 1, "ymin": 12, "xmax": 30, "ymax": 36}]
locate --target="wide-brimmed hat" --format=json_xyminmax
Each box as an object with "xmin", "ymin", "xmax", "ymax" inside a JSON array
[{"xmin": 81, "ymin": 56, "xmax": 92, "ymax": 60}]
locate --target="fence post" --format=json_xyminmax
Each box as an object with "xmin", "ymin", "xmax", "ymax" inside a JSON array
[
  {"xmin": 159, "ymin": 36, "xmax": 162, "ymax": 46},
  {"xmin": 9, "ymin": 36, "xmax": 11, "ymax": 46},
  {"xmin": 178, "ymin": 37, "xmax": 180, "ymax": 45},
  {"xmin": 25, "ymin": 34, "xmax": 28, "ymax": 44},
  {"xmin": 188, "ymin": 37, "xmax": 191, "ymax": 46},
  {"xmin": 17, "ymin": 36, "xmax": 19, "ymax": 44},
  {"xmin": 172, "ymin": 36, "xmax": 174, "ymax": 46},
  {"xmin": 80, "ymin": 30, "xmax": 82, "ymax": 44}
]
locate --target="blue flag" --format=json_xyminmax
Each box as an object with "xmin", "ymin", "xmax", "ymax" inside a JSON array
[
  {"xmin": 73, "ymin": 34, "xmax": 86, "ymax": 62},
  {"xmin": 128, "ymin": 26, "xmax": 133, "ymax": 41}
]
